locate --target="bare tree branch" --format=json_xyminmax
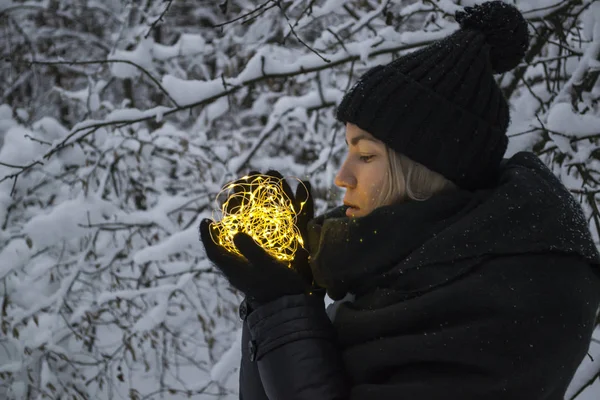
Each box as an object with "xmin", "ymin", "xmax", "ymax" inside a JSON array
[
  {"xmin": 144, "ymin": 0, "xmax": 173, "ymax": 39},
  {"xmin": 212, "ymin": 0, "xmax": 276, "ymax": 28},
  {"xmin": 8, "ymin": 58, "xmax": 180, "ymax": 107}
]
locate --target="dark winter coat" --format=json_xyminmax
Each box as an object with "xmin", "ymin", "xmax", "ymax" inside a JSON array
[{"xmin": 238, "ymin": 152, "xmax": 600, "ymax": 400}]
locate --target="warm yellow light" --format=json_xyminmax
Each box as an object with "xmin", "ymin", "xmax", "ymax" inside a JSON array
[{"xmin": 209, "ymin": 174, "xmax": 307, "ymax": 264}]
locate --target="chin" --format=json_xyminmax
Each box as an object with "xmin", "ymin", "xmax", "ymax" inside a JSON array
[{"xmin": 346, "ymin": 207, "xmax": 365, "ymax": 218}]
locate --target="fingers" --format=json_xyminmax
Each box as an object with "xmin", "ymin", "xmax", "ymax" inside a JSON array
[
  {"xmin": 243, "ymin": 171, "xmax": 262, "ymax": 193},
  {"xmin": 247, "ymin": 170, "xmax": 308, "ymax": 215},
  {"xmin": 224, "ymin": 171, "xmax": 262, "ymax": 214},
  {"xmin": 294, "ymin": 180, "xmax": 314, "ymax": 244},
  {"xmin": 223, "ymin": 194, "xmax": 242, "ymax": 214},
  {"xmin": 265, "ymin": 170, "xmax": 295, "ymax": 208},
  {"xmin": 199, "ymin": 218, "xmax": 223, "ymax": 261},
  {"xmin": 295, "ymin": 180, "xmax": 314, "ymax": 218},
  {"xmin": 292, "ymin": 247, "xmax": 312, "ymax": 284},
  {"xmin": 233, "ymin": 232, "xmax": 272, "ymax": 267},
  {"xmin": 200, "ymin": 218, "xmax": 251, "ymax": 285},
  {"xmin": 199, "ymin": 218, "xmax": 215, "ymax": 246},
  {"xmin": 200, "ymin": 219, "xmax": 234, "ymax": 258},
  {"xmin": 227, "ymin": 170, "xmax": 315, "ymax": 254},
  {"xmin": 264, "ymin": 170, "xmax": 283, "ymax": 179},
  {"xmin": 223, "ymin": 180, "xmax": 243, "ymax": 214}
]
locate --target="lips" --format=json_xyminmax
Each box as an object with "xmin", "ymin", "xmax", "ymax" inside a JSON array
[
  {"xmin": 344, "ymin": 201, "xmax": 360, "ymax": 217},
  {"xmin": 343, "ymin": 201, "xmax": 359, "ymax": 209}
]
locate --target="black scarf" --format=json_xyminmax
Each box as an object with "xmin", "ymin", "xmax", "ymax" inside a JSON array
[
  {"xmin": 307, "ymin": 152, "xmax": 600, "ymax": 301},
  {"xmin": 307, "ymin": 190, "xmax": 482, "ymax": 300}
]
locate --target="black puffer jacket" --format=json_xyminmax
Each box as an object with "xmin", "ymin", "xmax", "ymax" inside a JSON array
[{"xmin": 239, "ymin": 152, "xmax": 600, "ymax": 400}]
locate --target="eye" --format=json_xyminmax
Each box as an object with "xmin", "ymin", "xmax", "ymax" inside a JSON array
[{"xmin": 359, "ymin": 155, "xmax": 374, "ymax": 163}]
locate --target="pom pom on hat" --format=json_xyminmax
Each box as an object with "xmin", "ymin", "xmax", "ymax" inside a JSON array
[{"xmin": 455, "ymin": 1, "xmax": 529, "ymax": 73}]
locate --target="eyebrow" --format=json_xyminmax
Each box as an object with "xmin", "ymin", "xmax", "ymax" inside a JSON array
[{"xmin": 345, "ymin": 134, "xmax": 378, "ymax": 146}]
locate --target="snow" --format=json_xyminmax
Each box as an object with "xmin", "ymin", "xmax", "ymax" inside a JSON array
[
  {"xmin": 96, "ymin": 285, "xmax": 176, "ymax": 305},
  {"xmin": 105, "ymin": 106, "xmax": 172, "ymax": 124},
  {"xmin": 566, "ymin": 329, "xmax": 600, "ymax": 399},
  {"xmin": 211, "ymin": 144, "xmax": 229, "ymax": 160},
  {"xmin": 511, "ymin": 0, "xmax": 570, "ymax": 18},
  {"xmin": 23, "ymin": 194, "xmax": 118, "ymax": 248},
  {"xmin": 0, "ymin": 104, "xmax": 17, "ymax": 143},
  {"xmin": 272, "ymin": 89, "xmax": 344, "ymax": 119},
  {"xmin": 210, "ymin": 327, "xmax": 242, "ymax": 385},
  {"xmin": 556, "ymin": 1, "xmax": 600, "ymax": 103},
  {"xmin": 108, "ymin": 39, "xmax": 154, "ymax": 79},
  {"xmin": 162, "ymin": 75, "xmax": 225, "ymax": 107},
  {"xmin": 152, "ymin": 33, "xmax": 208, "ymax": 60},
  {"xmin": 313, "ymin": 0, "xmax": 347, "ymax": 17},
  {"xmin": 547, "ymin": 103, "xmax": 600, "ymax": 138},
  {"xmin": 0, "ymin": 362, "xmax": 22, "ymax": 374},
  {"xmin": 197, "ymin": 96, "xmax": 230, "ymax": 129},
  {"xmin": 132, "ymin": 292, "xmax": 169, "ymax": 332},
  {"xmin": 0, "ymin": 126, "xmax": 46, "ymax": 167},
  {"xmin": 89, "ymin": 92, "xmax": 101, "ymax": 112},
  {"xmin": 72, "ymin": 106, "xmax": 172, "ymax": 131},
  {"xmin": 0, "ymin": 239, "xmax": 31, "ymax": 279},
  {"xmin": 152, "ymin": 41, "xmax": 180, "ymax": 61},
  {"xmin": 133, "ymin": 222, "xmax": 201, "ymax": 264},
  {"xmin": 178, "ymin": 33, "xmax": 207, "ymax": 55},
  {"xmin": 159, "ymin": 27, "xmax": 454, "ymax": 112}
]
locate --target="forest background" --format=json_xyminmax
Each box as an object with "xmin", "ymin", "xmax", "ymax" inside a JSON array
[{"xmin": 0, "ymin": 0, "xmax": 599, "ymax": 399}]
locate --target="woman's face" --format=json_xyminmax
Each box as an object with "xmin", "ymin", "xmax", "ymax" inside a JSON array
[{"xmin": 335, "ymin": 123, "xmax": 389, "ymax": 218}]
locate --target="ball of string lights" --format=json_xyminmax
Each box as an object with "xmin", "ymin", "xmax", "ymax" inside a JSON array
[{"xmin": 209, "ymin": 174, "xmax": 309, "ymax": 264}]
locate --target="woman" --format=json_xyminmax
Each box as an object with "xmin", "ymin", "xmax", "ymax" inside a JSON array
[{"xmin": 200, "ymin": 2, "xmax": 600, "ymax": 399}]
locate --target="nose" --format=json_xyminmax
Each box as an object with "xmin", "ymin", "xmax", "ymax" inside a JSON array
[{"xmin": 335, "ymin": 158, "xmax": 356, "ymax": 189}]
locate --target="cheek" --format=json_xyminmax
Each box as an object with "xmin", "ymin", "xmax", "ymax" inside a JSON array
[
  {"xmin": 371, "ymin": 160, "xmax": 388, "ymax": 184},
  {"xmin": 371, "ymin": 175, "xmax": 387, "ymax": 199},
  {"xmin": 363, "ymin": 163, "xmax": 388, "ymax": 200}
]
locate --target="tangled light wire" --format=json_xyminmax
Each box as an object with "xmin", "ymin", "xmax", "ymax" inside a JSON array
[{"xmin": 209, "ymin": 174, "xmax": 309, "ymax": 264}]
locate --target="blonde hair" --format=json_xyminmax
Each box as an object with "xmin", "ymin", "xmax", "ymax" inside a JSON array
[{"xmin": 375, "ymin": 147, "xmax": 457, "ymax": 207}]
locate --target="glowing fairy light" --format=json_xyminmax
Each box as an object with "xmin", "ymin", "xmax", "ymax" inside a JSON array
[{"xmin": 209, "ymin": 174, "xmax": 308, "ymax": 264}]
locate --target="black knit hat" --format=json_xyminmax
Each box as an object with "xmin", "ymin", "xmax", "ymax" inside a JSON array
[{"xmin": 336, "ymin": 1, "xmax": 529, "ymax": 189}]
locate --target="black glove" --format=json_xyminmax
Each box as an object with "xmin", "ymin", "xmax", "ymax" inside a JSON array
[{"xmin": 199, "ymin": 170, "xmax": 315, "ymax": 306}]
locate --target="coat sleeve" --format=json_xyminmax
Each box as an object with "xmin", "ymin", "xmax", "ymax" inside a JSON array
[
  {"xmin": 245, "ymin": 292, "xmax": 349, "ymax": 400},
  {"xmin": 239, "ymin": 317, "xmax": 269, "ymax": 400}
]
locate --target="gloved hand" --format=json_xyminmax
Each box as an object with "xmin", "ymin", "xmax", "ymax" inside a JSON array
[{"xmin": 199, "ymin": 170, "xmax": 315, "ymax": 307}]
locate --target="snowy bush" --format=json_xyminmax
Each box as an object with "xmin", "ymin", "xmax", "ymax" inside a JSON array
[{"xmin": 0, "ymin": 0, "xmax": 599, "ymax": 398}]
